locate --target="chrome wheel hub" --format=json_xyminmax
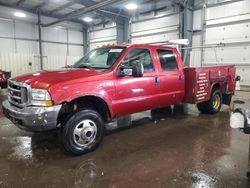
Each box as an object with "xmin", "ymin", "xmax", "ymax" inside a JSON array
[{"xmin": 73, "ymin": 119, "xmax": 97, "ymax": 147}]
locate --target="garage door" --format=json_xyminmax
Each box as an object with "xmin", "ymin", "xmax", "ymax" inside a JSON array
[
  {"xmin": 131, "ymin": 13, "xmax": 180, "ymax": 45},
  {"xmin": 191, "ymin": 0, "xmax": 250, "ymax": 86},
  {"xmin": 89, "ymin": 26, "xmax": 117, "ymax": 50}
]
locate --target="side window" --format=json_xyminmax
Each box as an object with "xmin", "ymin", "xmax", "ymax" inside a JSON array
[
  {"xmin": 157, "ymin": 49, "xmax": 178, "ymax": 71},
  {"xmin": 121, "ymin": 48, "xmax": 154, "ymax": 73}
]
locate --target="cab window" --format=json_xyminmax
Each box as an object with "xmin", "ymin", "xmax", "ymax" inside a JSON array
[
  {"xmin": 157, "ymin": 49, "xmax": 178, "ymax": 71},
  {"xmin": 73, "ymin": 47, "xmax": 125, "ymax": 69},
  {"xmin": 121, "ymin": 48, "xmax": 154, "ymax": 73}
]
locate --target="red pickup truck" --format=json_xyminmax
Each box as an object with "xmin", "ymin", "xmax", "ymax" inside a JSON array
[{"xmin": 2, "ymin": 44, "xmax": 236, "ymax": 155}]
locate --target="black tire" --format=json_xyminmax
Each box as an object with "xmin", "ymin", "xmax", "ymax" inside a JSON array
[
  {"xmin": 197, "ymin": 89, "xmax": 222, "ymax": 114},
  {"xmin": 197, "ymin": 101, "xmax": 208, "ymax": 113},
  {"xmin": 60, "ymin": 109, "xmax": 104, "ymax": 155},
  {"xmin": 151, "ymin": 106, "xmax": 172, "ymax": 121}
]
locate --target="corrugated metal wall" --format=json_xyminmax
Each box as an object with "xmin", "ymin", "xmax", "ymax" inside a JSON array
[
  {"xmin": 43, "ymin": 56, "xmax": 82, "ymax": 70},
  {"xmin": 131, "ymin": 9, "xmax": 180, "ymax": 44},
  {"xmin": 89, "ymin": 24, "xmax": 117, "ymax": 50},
  {"xmin": 0, "ymin": 11, "xmax": 83, "ymax": 77},
  {"xmin": 0, "ymin": 53, "xmax": 40, "ymax": 76},
  {"xmin": 1, "ymin": 1, "xmax": 250, "ymax": 86},
  {"xmin": 0, "ymin": 52, "xmax": 82, "ymax": 77},
  {"xmin": 88, "ymin": 2, "xmax": 180, "ymax": 49},
  {"xmin": 191, "ymin": 0, "xmax": 250, "ymax": 86}
]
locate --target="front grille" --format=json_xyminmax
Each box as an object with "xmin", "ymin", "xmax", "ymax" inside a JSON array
[{"xmin": 8, "ymin": 80, "xmax": 28, "ymax": 108}]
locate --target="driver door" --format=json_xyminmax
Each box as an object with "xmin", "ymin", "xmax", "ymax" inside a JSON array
[{"xmin": 113, "ymin": 48, "xmax": 160, "ymax": 116}]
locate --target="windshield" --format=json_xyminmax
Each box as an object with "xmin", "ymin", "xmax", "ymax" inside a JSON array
[{"xmin": 73, "ymin": 47, "xmax": 126, "ymax": 69}]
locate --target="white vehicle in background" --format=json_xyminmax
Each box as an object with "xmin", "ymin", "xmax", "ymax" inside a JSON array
[{"xmin": 230, "ymin": 103, "xmax": 250, "ymax": 179}]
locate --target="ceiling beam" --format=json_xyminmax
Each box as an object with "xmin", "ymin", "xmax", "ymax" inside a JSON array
[
  {"xmin": 168, "ymin": 0, "xmax": 185, "ymax": 8},
  {"xmin": 63, "ymin": 0, "xmax": 128, "ymax": 22},
  {"xmin": 16, "ymin": 0, "xmax": 26, "ymax": 6},
  {"xmin": 0, "ymin": 2, "xmax": 88, "ymax": 28},
  {"xmin": 49, "ymin": 2, "xmax": 75, "ymax": 15},
  {"xmin": 140, "ymin": 6, "xmax": 167, "ymax": 15},
  {"xmin": 43, "ymin": 0, "xmax": 124, "ymax": 27},
  {"xmin": 97, "ymin": 9, "xmax": 128, "ymax": 19},
  {"xmin": 34, "ymin": 1, "xmax": 50, "ymax": 10},
  {"xmin": 79, "ymin": 0, "xmax": 128, "ymax": 21},
  {"xmin": 67, "ymin": 0, "xmax": 128, "ymax": 26},
  {"xmin": 168, "ymin": 0, "xmax": 194, "ymax": 10},
  {"xmin": 94, "ymin": 20, "xmax": 110, "ymax": 27}
]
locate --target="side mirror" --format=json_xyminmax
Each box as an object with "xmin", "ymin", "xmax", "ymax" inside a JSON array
[
  {"xmin": 132, "ymin": 63, "xmax": 144, "ymax": 77},
  {"xmin": 117, "ymin": 63, "xmax": 144, "ymax": 77},
  {"xmin": 235, "ymin": 75, "xmax": 241, "ymax": 81},
  {"xmin": 117, "ymin": 65, "xmax": 130, "ymax": 77}
]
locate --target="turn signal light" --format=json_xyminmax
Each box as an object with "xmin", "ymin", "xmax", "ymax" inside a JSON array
[{"xmin": 45, "ymin": 100, "xmax": 53, "ymax": 107}]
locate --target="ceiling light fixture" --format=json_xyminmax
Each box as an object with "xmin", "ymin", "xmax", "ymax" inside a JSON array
[
  {"xmin": 14, "ymin": 12, "xmax": 26, "ymax": 18},
  {"xmin": 125, "ymin": 3, "xmax": 138, "ymax": 10},
  {"xmin": 83, "ymin": 17, "xmax": 93, "ymax": 22}
]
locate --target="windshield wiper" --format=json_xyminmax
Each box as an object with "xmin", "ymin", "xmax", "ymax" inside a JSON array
[
  {"xmin": 92, "ymin": 66, "xmax": 109, "ymax": 69},
  {"xmin": 76, "ymin": 64, "xmax": 93, "ymax": 69},
  {"xmin": 64, "ymin": 65, "xmax": 73, "ymax": 68}
]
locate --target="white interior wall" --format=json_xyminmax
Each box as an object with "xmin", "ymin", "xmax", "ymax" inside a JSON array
[
  {"xmin": 131, "ymin": 10, "xmax": 180, "ymax": 44},
  {"xmin": 88, "ymin": 3, "xmax": 180, "ymax": 49},
  {"xmin": 130, "ymin": 0, "xmax": 180, "ymax": 45},
  {"xmin": 191, "ymin": 0, "xmax": 250, "ymax": 86},
  {"xmin": 0, "ymin": 6, "xmax": 83, "ymax": 77},
  {"xmin": 0, "ymin": 1, "xmax": 250, "ymax": 86},
  {"xmin": 89, "ymin": 24, "xmax": 117, "ymax": 51}
]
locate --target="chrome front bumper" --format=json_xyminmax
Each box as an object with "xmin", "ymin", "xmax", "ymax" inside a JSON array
[{"xmin": 2, "ymin": 100, "xmax": 61, "ymax": 132}]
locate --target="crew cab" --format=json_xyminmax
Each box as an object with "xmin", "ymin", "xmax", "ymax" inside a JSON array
[{"xmin": 2, "ymin": 44, "xmax": 236, "ymax": 155}]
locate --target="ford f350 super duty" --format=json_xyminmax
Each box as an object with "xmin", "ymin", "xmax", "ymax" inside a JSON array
[{"xmin": 2, "ymin": 44, "xmax": 236, "ymax": 155}]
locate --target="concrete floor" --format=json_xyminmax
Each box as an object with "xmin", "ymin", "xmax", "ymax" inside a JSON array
[{"xmin": 0, "ymin": 89, "xmax": 250, "ymax": 188}]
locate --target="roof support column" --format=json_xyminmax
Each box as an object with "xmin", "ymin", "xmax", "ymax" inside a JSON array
[
  {"xmin": 180, "ymin": 0, "xmax": 194, "ymax": 66},
  {"xmin": 178, "ymin": 0, "xmax": 194, "ymax": 113},
  {"xmin": 116, "ymin": 18, "xmax": 129, "ymax": 43},
  {"xmin": 82, "ymin": 27, "xmax": 89, "ymax": 55},
  {"xmin": 38, "ymin": 11, "xmax": 43, "ymax": 70}
]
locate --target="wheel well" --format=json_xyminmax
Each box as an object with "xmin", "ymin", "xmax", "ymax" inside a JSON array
[
  {"xmin": 212, "ymin": 83, "xmax": 220, "ymax": 92},
  {"xmin": 57, "ymin": 96, "xmax": 111, "ymax": 125}
]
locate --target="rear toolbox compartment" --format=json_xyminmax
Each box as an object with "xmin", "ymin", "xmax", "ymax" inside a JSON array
[
  {"xmin": 183, "ymin": 65, "xmax": 235, "ymax": 104},
  {"xmin": 184, "ymin": 67, "xmax": 211, "ymax": 104}
]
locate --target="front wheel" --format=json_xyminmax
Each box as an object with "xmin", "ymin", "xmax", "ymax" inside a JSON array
[
  {"xmin": 60, "ymin": 109, "xmax": 104, "ymax": 155},
  {"xmin": 197, "ymin": 89, "xmax": 222, "ymax": 114}
]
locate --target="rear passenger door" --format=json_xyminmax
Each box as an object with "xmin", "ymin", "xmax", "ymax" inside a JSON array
[{"xmin": 156, "ymin": 49, "xmax": 185, "ymax": 107}]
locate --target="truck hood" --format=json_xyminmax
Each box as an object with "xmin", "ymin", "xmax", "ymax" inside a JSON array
[{"xmin": 12, "ymin": 69, "xmax": 105, "ymax": 89}]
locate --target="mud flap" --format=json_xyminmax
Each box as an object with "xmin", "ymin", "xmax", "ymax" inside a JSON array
[{"xmin": 222, "ymin": 94, "xmax": 232, "ymax": 105}]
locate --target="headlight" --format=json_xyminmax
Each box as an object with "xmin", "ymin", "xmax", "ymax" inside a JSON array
[{"xmin": 30, "ymin": 89, "xmax": 53, "ymax": 107}]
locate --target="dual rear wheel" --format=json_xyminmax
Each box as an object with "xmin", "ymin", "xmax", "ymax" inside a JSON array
[{"xmin": 197, "ymin": 89, "xmax": 222, "ymax": 114}]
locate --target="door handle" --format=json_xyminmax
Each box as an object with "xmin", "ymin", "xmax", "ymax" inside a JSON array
[
  {"xmin": 155, "ymin": 76, "xmax": 160, "ymax": 84},
  {"xmin": 179, "ymin": 75, "xmax": 184, "ymax": 81}
]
